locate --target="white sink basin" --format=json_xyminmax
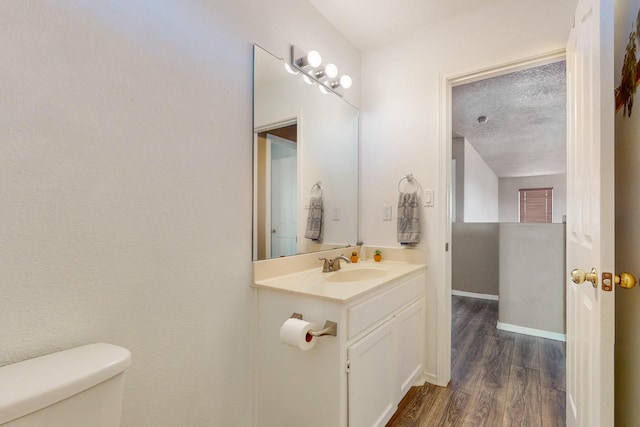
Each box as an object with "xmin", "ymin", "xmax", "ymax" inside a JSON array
[{"xmin": 326, "ymin": 267, "xmax": 388, "ymax": 283}]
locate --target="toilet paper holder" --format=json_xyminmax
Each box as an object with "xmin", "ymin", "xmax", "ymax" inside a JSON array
[{"xmin": 290, "ymin": 313, "xmax": 337, "ymax": 337}]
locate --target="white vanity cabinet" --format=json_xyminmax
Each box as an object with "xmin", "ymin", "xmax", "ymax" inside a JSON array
[
  {"xmin": 254, "ymin": 264, "xmax": 425, "ymax": 427},
  {"xmin": 394, "ymin": 299, "xmax": 425, "ymax": 397},
  {"xmin": 347, "ymin": 282, "xmax": 424, "ymax": 427},
  {"xmin": 347, "ymin": 316, "xmax": 396, "ymax": 427}
]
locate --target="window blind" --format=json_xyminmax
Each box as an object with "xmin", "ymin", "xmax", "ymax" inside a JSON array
[{"xmin": 519, "ymin": 187, "xmax": 553, "ymax": 223}]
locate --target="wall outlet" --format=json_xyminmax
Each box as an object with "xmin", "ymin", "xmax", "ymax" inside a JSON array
[{"xmin": 383, "ymin": 204, "xmax": 392, "ymax": 221}]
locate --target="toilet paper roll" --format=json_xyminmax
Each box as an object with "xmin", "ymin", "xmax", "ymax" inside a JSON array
[{"xmin": 279, "ymin": 318, "xmax": 317, "ymax": 350}]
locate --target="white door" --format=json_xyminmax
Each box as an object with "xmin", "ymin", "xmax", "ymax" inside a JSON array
[
  {"xmin": 565, "ymin": 0, "xmax": 615, "ymax": 426},
  {"xmin": 268, "ymin": 134, "xmax": 297, "ymax": 257}
]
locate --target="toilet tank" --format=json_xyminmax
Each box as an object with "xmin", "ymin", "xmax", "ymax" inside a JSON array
[{"xmin": 0, "ymin": 343, "xmax": 131, "ymax": 427}]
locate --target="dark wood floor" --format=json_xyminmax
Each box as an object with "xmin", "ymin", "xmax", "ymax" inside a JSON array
[{"xmin": 386, "ymin": 295, "xmax": 566, "ymax": 427}]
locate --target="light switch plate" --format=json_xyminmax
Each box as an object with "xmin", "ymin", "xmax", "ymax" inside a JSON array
[
  {"xmin": 383, "ymin": 204, "xmax": 392, "ymax": 221},
  {"xmin": 332, "ymin": 205, "xmax": 341, "ymax": 221},
  {"xmin": 423, "ymin": 189, "xmax": 434, "ymax": 207}
]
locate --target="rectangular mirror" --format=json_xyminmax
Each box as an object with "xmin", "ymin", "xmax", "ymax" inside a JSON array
[{"xmin": 253, "ymin": 45, "xmax": 359, "ymax": 260}]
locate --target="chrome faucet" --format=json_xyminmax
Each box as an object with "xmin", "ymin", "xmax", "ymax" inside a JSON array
[{"xmin": 319, "ymin": 254, "xmax": 351, "ymax": 272}]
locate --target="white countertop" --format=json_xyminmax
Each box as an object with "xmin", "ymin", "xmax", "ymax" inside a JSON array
[{"xmin": 253, "ymin": 260, "xmax": 426, "ymax": 303}]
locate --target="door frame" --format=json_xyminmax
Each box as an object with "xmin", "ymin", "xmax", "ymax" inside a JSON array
[
  {"xmin": 253, "ymin": 118, "xmax": 299, "ymax": 260},
  {"xmin": 436, "ymin": 49, "xmax": 567, "ymax": 386}
]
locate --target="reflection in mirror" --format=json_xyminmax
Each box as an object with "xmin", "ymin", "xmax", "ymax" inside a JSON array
[{"xmin": 253, "ymin": 45, "xmax": 359, "ymax": 260}]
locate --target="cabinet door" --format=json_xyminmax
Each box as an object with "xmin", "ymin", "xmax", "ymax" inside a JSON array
[
  {"xmin": 394, "ymin": 298, "xmax": 424, "ymax": 399},
  {"xmin": 348, "ymin": 319, "xmax": 395, "ymax": 427}
]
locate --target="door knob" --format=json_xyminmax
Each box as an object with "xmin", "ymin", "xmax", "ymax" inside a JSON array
[
  {"xmin": 602, "ymin": 272, "xmax": 637, "ymax": 291},
  {"xmin": 616, "ymin": 272, "xmax": 637, "ymax": 289},
  {"xmin": 571, "ymin": 268, "xmax": 598, "ymax": 287}
]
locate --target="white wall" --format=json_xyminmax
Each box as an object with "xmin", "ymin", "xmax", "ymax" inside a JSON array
[
  {"xmin": 499, "ymin": 174, "xmax": 567, "ymax": 223},
  {"xmin": 0, "ymin": 1, "xmax": 359, "ymax": 426},
  {"xmin": 360, "ymin": 0, "xmax": 576, "ymax": 381},
  {"xmin": 614, "ymin": 1, "xmax": 640, "ymax": 425},
  {"xmin": 463, "ymin": 139, "xmax": 499, "ymax": 222}
]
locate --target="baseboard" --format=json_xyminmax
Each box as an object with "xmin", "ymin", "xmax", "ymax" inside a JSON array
[
  {"xmin": 452, "ymin": 290, "xmax": 499, "ymax": 301},
  {"xmin": 496, "ymin": 321, "xmax": 566, "ymax": 342},
  {"xmin": 422, "ymin": 371, "xmax": 439, "ymax": 385},
  {"xmin": 412, "ymin": 372, "xmax": 429, "ymax": 387}
]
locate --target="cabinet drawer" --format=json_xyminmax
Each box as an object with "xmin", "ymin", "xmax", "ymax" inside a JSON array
[{"xmin": 347, "ymin": 272, "xmax": 424, "ymax": 340}]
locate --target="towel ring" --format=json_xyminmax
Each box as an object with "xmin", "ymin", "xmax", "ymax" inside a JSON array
[
  {"xmin": 398, "ymin": 173, "xmax": 421, "ymax": 192},
  {"xmin": 311, "ymin": 181, "xmax": 323, "ymax": 197}
]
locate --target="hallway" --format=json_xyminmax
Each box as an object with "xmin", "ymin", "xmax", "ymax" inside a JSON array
[{"xmin": 386, "ymin": 295, "xmax": 566, "ymax": 426}]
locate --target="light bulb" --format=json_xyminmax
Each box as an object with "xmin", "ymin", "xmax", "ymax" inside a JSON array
[
  {"xmin": 284, "ymin": 63, "xmax": 298, "ymax": 75},
  {"xmin": 340, "ymin": 74, "xmax": 352, "ymax": 89},
  {"xmin": 313, "ymin": 63, "xmax": 337, "ymax": 80},
  {"xmin": 318, "ymin": 85, "xmax": 329, "ymax": 94},
  {"xmin": 307, "ymin": 50, "xmax": 322, "ymax": 68},
  {"xmin": 324, "ymin": 63, "xmax": 338, "ymax": 79}
]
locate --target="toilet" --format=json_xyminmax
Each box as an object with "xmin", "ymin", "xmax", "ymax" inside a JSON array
[{"xmin": 0, "ymin": 343, "xmax": 131, "ymax": 426}]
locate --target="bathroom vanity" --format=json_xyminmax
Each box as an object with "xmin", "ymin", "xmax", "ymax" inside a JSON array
[
  {"xmin": 254, "ymin": 252, "xmax": 426, "ymax": 427},
  {"xmin": 252, "ymin": 46, "xmax": 426, "ymax": 426}
]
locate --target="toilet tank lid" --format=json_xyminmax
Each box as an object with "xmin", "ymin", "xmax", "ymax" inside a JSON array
[{"xmin": 0, "ymin": 343, "xmax": 131, "ymax": 425}]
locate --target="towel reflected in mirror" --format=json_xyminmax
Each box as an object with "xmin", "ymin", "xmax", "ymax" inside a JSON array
[{"xmin": 305, "ymin": 196, "xmax": 324, "ymax": 241}]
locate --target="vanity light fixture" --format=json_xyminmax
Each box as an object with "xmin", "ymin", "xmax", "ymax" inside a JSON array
[
  {"xmin": 290, "ymin": 44, "xmax": 353, "ymax": 96},
  {"xmin": 325, "ymin": 74, "xmax": 352, "ymax": 90},
  {"xmin": 295, "ymin": 49, "xmax": 322, "ymax": 68},
  {"xmin": 339, "ymin": 74, "xmax": 352, "ymax": 89},
  {"xmin": 314, "ymin": 63, "xmax": 339, "ymax": 80}
]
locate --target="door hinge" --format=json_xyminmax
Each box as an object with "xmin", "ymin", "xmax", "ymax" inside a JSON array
[
  {"xmin": 445, "ymin": 242, "xmax": 449, "ymax": 252},
  {"xmin": 345, "ymin": 359, "xmax": 351, "ymax": 374}
]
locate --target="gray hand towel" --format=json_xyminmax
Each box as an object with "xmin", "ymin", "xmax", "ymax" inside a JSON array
[
  {"xmin": 397, "ymin": 191, "xmax": 421, "ymax": 245},
  {"xmin": 304, "ymin": 196, "xmax": 323, "ymax": 241}
]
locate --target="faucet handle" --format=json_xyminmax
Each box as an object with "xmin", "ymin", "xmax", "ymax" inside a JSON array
[{"xmin": 319, "ymin": 257, "xmax": 331, "ymax": 272}]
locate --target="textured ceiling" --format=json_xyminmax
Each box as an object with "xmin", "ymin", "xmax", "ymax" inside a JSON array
[{"xmin": 452, "ymin": 61, "xmax": 566, "ymax": 178}]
